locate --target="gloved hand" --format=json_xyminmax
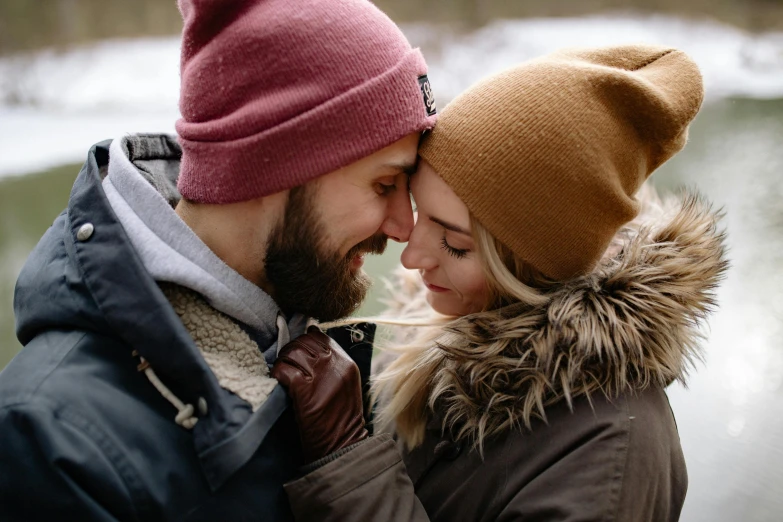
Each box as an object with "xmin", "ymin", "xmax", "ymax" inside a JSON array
[{"xmin": 271, "ymin": 326, "xmax": 369, "ymax": 463}]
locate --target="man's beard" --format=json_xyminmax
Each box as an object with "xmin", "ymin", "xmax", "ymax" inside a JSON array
[{"xmin": 264, "ymin": 185, "xmax": 388, "ymax": 322}]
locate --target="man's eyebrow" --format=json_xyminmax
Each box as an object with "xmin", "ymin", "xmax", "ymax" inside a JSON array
[{"xmin": 430, "ymin": 216, "xmax": 471, "ymax": 236}]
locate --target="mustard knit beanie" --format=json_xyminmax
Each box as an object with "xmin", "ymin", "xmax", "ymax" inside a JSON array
[{"xmin": 419, "ymin": 45, "xmax": 704, "ymax": 280}]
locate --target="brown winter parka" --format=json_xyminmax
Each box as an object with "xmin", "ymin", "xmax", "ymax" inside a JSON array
[{"xmin": 283, "ymin": 192, "xmax": 727, "ymax": 522}]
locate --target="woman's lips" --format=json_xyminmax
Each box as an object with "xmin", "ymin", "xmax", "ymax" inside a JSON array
[{"xmin": 423, "ymin": 280, "xmax": 449, "ymax": 293}]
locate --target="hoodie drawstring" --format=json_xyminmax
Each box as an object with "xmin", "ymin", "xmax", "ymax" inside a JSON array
[
  {"xmin": 275, "ymin": 314, "xmax": 290, "ymax": 356},
  {"xmin": 133, "ymin": 351, "xmax": 198, "ymax": 430}
]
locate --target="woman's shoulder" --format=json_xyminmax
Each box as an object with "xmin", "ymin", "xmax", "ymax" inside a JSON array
[
  {"xmin": 424, "ymin": 386, "xmax": 682, "ymax": 469},
  {"xmin": 483, "ymin": 387, "xmax": 686, "ymax": 520},
  {"xmin": 410, "ymin": 387, "xmax": 686, "ymax": 521},
  {"xmin": 502, "ymin": 386, "xmax": 683, "ymax": 450},
  {"xmin": 472, "ymin": 387, "xmax": 685, "ymax": 503}
]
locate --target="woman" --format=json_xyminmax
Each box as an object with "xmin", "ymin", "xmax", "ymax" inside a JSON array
[{"xmin": 273, "ymin": 44, "xmax": 728, "ymax": 521}]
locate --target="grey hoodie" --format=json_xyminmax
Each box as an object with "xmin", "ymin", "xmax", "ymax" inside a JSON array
[
  {"xmin": 102, "ymin": 134, "xmax": 307, "ymax": 410},
  {"xmin": 103, "ymin": 134, "xmax": 309, "ymax": 337}
]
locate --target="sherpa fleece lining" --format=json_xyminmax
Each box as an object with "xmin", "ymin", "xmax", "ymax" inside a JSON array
[
  {"xmin": 101, "ymin": 134, "xmax": 310, "ymax": 409},
  {"xmin": 103, "ymin": 134, "xmax": 281, "ymax": 340}
]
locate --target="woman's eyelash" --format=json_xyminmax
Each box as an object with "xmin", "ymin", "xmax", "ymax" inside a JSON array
[{"xmin": 440, "ymin": 236, "xmax": 469, "ymax": 259}]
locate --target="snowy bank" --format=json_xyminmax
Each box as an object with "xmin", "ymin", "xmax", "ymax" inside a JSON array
[{"xmin": 1, "ymin": 14, "xmax": 782, "ymax": 178}]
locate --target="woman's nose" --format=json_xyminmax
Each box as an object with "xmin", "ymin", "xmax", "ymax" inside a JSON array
[{"xmin": 400, "ymin": 226, "xmax": 437, "ymax": 271}]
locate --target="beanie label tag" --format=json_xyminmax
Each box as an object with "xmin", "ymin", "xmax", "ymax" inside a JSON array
[{"xmin": 418, "ymin": 75, "xmax": 437, "ymax": 117}]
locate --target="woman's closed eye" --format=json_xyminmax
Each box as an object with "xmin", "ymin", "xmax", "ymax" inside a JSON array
[{"xmin": 441, "ymin": 236, "xmax": 469, "ymax": 259}]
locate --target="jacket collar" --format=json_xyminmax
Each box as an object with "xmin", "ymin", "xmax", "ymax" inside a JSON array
[
  {"xmin": 387, "ymin": 190, "xmax": 729, "ymax": 446},
  {"xmin": 65, "ymin": 138, "xmax": 285, "ymax": 491},
  {"xmin": 104, "ymin": 135, "xmax": 283, "ymax": 339}
]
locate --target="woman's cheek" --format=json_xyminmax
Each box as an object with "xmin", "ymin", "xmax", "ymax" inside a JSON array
[{"xmin": 456, "ymin": 262, "xmax": 489, "ymax": 310}]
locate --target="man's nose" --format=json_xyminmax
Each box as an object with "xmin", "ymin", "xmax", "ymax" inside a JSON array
[{"xmin": 380, "ymin": 185, "xmax": 414, "ymax": 243}]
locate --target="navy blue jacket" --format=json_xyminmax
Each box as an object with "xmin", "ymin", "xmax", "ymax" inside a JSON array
[{"xmin": 0, "ymin": 141, "xmax": 374, "ymax": 521}]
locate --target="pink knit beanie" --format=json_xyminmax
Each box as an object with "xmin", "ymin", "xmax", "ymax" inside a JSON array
[{"xmin": 175, "ymin": 0, "xmax": 438, "ymax": 204}]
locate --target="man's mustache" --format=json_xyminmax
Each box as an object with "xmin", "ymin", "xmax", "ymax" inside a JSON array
[{"xmin": 347, "ymin": 233, "xmax": 388, "ymax": 259}]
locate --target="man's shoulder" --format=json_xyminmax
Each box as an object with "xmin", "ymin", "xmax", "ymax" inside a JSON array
[
  {"xmin": 0, "ymin": 329, "xmax": 142, "ymax": 419},
  {"xmin": 0, "ymin": 330, "xmax": 88, "ymax": 406},
  {"xmin": 0, "ymin": 331, "xmax": 201, "ymax": 522},
  {"xmin": 0, "ymin": 329, "xmax": 200, "ymax": 489}
]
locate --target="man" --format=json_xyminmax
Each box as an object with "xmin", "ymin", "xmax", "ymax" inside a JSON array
[{"xmin": 0, "ymin": 0, "xmax": 436, "ymax": 519}]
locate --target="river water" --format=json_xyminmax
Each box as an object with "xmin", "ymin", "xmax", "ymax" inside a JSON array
[{"xmin": 0, "ymin": 14, "xmax": 781, "ymax": 521}]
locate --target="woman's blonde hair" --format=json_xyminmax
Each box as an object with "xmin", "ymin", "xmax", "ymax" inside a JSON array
[{"xmin": 369, "ymin": 215, "xmax": 556, "ymax": 449}]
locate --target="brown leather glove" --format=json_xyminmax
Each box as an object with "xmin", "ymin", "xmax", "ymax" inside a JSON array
[{"xmin": 271, "ymin": 326, "xmax": 369, "ymax": 463}]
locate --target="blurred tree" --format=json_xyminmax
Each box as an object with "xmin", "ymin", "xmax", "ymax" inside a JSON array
[
  {"xmin": 0, "ymin": 0, "xmax": 184, "ymax": 54},
  {"xmin": 1, "ymin": 0, "xmax": 783, "ymax": 53}
]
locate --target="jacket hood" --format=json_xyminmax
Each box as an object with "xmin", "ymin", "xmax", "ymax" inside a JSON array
[
  {"xmin": 103, "ymin": 135, "xmax": 285, "ymax": 340},
  {"xmin": 12, "ymin": 138, "xmax": 288, "ymax": 491},
  {"xmin": 382, "ymin": 190, "xmax": 729, "ymax": 445},
  {"xmin": 14, "ymin": 147, "xmax": 114, "ymax": 344}
]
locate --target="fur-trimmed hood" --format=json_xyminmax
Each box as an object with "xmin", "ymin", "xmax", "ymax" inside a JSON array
[{"xmin": 378, "ymin": 190, "xmax": 729, "ymax": 446}]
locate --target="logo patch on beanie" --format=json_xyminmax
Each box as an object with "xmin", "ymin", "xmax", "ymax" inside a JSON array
[{"xmin": 418, "ymin": 75, "xmax": 437, "ymax": 116}]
